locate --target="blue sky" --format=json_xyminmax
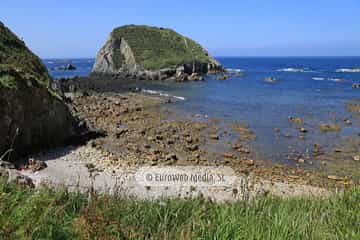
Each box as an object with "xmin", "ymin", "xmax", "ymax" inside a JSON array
[{"xmin": 1, "ymin": 0, "xmax": 359, "ymax": 58}]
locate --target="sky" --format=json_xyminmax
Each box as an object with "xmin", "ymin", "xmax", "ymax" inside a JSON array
[{"xmin": 1, "ymin": 0, "xmax": 359, "ymax": 58}]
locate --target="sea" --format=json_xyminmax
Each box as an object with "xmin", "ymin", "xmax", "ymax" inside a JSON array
[{"xmin": 43, "ymin": 57, "xmax": 360, "ymax": 164}]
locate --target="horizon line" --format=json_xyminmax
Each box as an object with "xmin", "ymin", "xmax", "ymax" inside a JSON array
[{"xmin": 41, "ymin": 56, "xmax": 360, "ymax": 60}]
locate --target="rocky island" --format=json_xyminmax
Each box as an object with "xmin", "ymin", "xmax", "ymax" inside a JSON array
[{"xmin": 92, "ymin": 25, "xmax": 223, "ymax": 81}]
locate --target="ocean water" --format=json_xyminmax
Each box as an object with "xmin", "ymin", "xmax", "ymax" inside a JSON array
[{"xmin": 44, "ymin": 57, "xmax": 360, "ymax": 162}]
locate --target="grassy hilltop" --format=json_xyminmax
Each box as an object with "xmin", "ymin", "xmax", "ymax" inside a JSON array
[
  {"xmin": 111, "ymin": 25, "xmax": 213, "ymax": 70},
  {"xmin": 0, "ymin": 21, "xmax": 50, "ymax": 89}
]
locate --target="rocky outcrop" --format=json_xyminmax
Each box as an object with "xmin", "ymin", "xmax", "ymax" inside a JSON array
[
  {"xmin": 92, "ymin": 25, "xmax": 223, "ymax": 81},
  {"xmin": 0, "ymin": 21, "xmax": 81, "ymax": 161}
]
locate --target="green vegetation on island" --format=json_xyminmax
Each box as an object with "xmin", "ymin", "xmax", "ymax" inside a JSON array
[{"xmin": 111, "ymin": 25, "xmax": 213, "ymax": 70}]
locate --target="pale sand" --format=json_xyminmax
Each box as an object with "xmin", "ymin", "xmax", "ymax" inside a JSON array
[{"xmin": 20, "ymin": 145, "xmax": 332, "ymax": 202}]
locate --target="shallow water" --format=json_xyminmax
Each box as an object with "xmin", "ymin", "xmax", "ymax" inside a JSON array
[{"xmin": 44, "ymin": 57, "xmax": 360, "ymax": 164}]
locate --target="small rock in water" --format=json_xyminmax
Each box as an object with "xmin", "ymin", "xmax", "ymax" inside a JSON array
[
  {"xmin": 244, "ymin": 159, "xmax": 255, "ymax": 166},
  {"xmin": 297, "ymin": 159, "xmax": 305, "ymax": 164},
  {"xmin": 210, "ymin": 134, "xmax": 219, "ymax": 140},
  {"xmin": 344, "ymin": 118, "xmax": 352, "ymax": 125},
  {"xmin": 288, "ymin": 116, "xmax": 304, "ymax": 125},
  {"xmin": 223, "ymin": 153, "xmax": 234, "ymax": 159},
  {"xmin": 319, "ymin": 124, "xmax": 341, "ymax": 132},
  {"xmin": 299, "ymin": 128, "xmax": 307, "ymax": 133},
  {"xmin": 353, "ymin": 155, "xmax": 360, "ymax": 161}
]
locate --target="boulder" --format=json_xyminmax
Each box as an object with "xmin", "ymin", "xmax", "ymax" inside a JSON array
[{"xmin": 91, "ymin": 25, "xmax": 223, "ymax": 80}]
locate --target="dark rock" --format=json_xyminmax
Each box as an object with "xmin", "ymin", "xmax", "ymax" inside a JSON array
[{"xmin": 8, "ymin": 170, "xmax": 34, "ymax": 187}]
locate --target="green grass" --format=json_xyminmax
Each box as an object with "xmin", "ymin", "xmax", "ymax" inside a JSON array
[
  {"xmin": 0, "ymin": 181, "xmax": 359, "ymax": 240},
  {"xmin": 0, "ymin": 21, "xmax": 51, "ymax": 88},
  {"xmin": 111, "ymin": 25, "xmax": 212, "ymax": 70},
  {"xmin": 0, "ymin": 74, "xmax": 17, "ymax": 89}
]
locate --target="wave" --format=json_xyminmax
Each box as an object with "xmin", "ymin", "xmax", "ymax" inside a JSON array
[
  {"xmin": 312, "ymin": 77, "xmax": 345, "ymax": 82},
  {"xmin": 141, "ymin": 89, "xmax": 185, "ymax": 101},
  {"xmin": 336, "ymin": 68, "xmax": 360, "ymax": 73},
  {"xmin": 277, "ymin": 68, "xmax": 306, "ymax": 73},
  {"xmin": 328, "ymin": 78, "xmax": 345, "ymax": 82},
  {"xmin": 277, "ymin": 68, "xmax": 315, "ymax": 73},
  {"xmin": 312, "ymin": 77, "xmax": 325, "ymax": 81},
  {"xmin": 226, "ymin": 68, "xmax": 243, "ymax": 73}
]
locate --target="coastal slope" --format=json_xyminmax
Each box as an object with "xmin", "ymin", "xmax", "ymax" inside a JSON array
[
  {"xmin": 92, "ymin": 25, "xmax": 222, "ymax": 81},
  {"xmin": 0, "ymin": 21, "xmax": 79, "ymax": 160}
]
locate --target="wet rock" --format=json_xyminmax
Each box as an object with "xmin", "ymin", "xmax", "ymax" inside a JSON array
[
  {"xmin": 223, "ymin": 153, "xmax": 234, "ymax": 159},
  {"xmin": 298, "ymin": 159, "xmax": 305, "ymax": 164},
  {"xmin": 187, "ymin": 144, "xmax": 199, "ymax": 151},
  {"xmin": 185, "ymin": 136, "xmax": 193, "ymax": 144},
  {"xmin": 217, "ymin": 75, "xmax": 230, "ymax": 81},
  {"xmin": 299, "ymin": 127, "xmax": 307, "ymax": 133},
  {"xmin": 209, "ymin": 134, "xmax": 219, "ymax": 140},
  {"xmin": 244, "ymin": 159, "xmax": 255, "ymax": 166},
  {"xmin": 152, "ymin": 149, "xmax": 161, "ymax": 155},
  {"xmin": 319, "ymin": 124, "xmax": 341, "ymax": 132},
  {"xmin": 313, "ymin": 143, "xmax": 322, "ymax": 156},
  {"xmin": 353, "ymin": 155, "xmax": 360, "ymax": 161},
  {"xmin": 344, "ymin": 119, "xmax": 352, "ymax": 125},
  {"xmin": 166, "ymin": 153, "xmax": 177, "ymax": 161},
  {"xmin": 238, "ymin": 148, "xmax": 251, "ymax": 154},
  {"xmin": 288, "ymin": 116, "xmax": 304, "ymax": 125},
  {"xmin": 156, "ymin": 135, "xmax": 163, "ymax": 141}
]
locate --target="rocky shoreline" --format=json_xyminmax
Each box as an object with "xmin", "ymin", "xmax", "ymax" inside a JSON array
[{"xmin": 4, "ymin": 77, "xmax": 355, "ymax": 200}]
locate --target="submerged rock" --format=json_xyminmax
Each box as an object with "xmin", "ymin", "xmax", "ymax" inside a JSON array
[
  {"xmin": 319, "ymin": 124, "xmax": 341, "ymax": 132},
  {"xmin": 264, "ymin": 77, "xmax": 279, "ymax": 83},
  {"xmin": 91, "ymin": 25, "xmax": 223, "ymax": 80},
  {"xmin": 217, "ymin": 75, "xmax": 231, "ymax": 81},
  {"xmin": 56, "ymin": 64, "xmax": 77, "ymax": 71}
]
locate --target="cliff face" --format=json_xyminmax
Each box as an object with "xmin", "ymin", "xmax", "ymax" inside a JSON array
[
  {"xmin": 92, "ymin": 25, "xmax": 222, "ymax": 81},
  {"xmin": 0, "ymin": 22, "xmax": 78, "ymax": 160}
]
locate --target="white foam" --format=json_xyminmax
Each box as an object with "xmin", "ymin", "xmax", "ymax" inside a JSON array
[
  {"xmin": 141, "ymin": 89, "xmax": 185, "ymax": 101},
  {"xmin": 336, "ymin": 68, "xmax": 360, "ymax": 73},
  {"xmin": 277, "ymin": 68, "xmax": 305, "ymax": 73},
  {"xmin": 312, "ymin": 77, "xmax": 345, "ymax": 82},
  {"xmin": 226, "ymin": 68, "xmax": 243, "ymax": 73},
  {"xmin": 328, "ymin": 78, "xmax": 345, "ymax": 82},
  {"xmin": 312, "ymin": 77, "xmax": 325, "ymax": 81}
]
